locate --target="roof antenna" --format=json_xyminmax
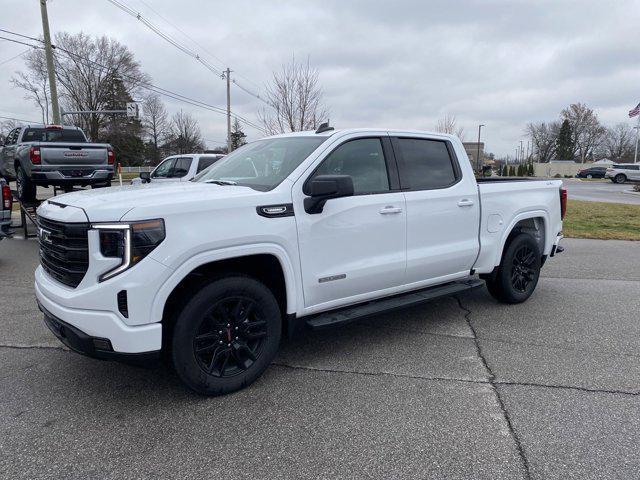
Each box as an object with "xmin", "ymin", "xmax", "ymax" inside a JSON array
[{"xmin": 315, "ymin": 121, "xmax": 334, "ymax": 134}]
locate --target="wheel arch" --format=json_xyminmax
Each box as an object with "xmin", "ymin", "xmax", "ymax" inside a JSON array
[
  {"xmin": 152, "ymin": 244, "xmax": 299, "ymax": 331},
  {"xmin": 494, "ymin": 211, "xmax": 548, "ymax": 268}
]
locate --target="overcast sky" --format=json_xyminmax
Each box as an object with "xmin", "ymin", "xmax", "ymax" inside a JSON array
[{"xmin": 1, "ymin": 0, "xmax": 639, "ymax": 156}]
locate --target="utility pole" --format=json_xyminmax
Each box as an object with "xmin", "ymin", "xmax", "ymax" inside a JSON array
[
  {"xmin": 225, "ymin": 68, "xmax": 232, "ymax": 153},
  {"xmin": 40, "ymin": 0, "xmax": 60, "ymax": 124},
  {"xmin": 476, "ymin": 124, "xmax": 485, "ymax": 174}
]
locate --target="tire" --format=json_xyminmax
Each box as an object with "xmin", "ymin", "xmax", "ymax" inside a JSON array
[
  {"xmin": 485, "ymin": 233, "xmax": 541, "ymax": 304},
  {"xmin": 586, "ymin": 174, "xmax": 592, "ymax": 179},
  {"xmin": 614, "ymin": 174, "xmax": 626, "ymax": 184},
  {"xmin": 15, "ymin": 166, "xmax": 36, "ymax": 203},
  {"xmin": 171, "ymin": 275, "xmax": 282, "ymax": 396}
]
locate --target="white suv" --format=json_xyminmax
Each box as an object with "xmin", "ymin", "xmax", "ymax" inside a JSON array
[{"xmin": 605, "ymin": 164, "xmax": 640, "ymax": 183}]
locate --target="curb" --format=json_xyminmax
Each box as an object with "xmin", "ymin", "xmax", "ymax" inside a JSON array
[{"xmin": 622, "ymin": 189, "xmax": 640, "ymax": 196}]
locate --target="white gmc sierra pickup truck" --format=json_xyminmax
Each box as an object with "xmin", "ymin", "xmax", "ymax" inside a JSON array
[{"xmin": 35, "ymin": 127, "xmax": 566, "ymax": 395}]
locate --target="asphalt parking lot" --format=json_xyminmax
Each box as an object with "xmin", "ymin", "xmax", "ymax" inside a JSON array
[
  {"xmin": 562, "ymin": 178, "xmax": 640, "ymax": 205},
  {"xmin": 1, "ymin": 234, "xmax": 640, "ymax": 479}
]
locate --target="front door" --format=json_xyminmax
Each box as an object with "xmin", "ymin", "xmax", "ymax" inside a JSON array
[{"xmin": 294, "ymin": 136, "xmax": 406, "ymax": 310}]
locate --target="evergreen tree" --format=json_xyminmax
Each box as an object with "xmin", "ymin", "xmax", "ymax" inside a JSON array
[
  {"xmin": 101, "ymin": 75, "xmax": 145, "ymax": 166},
  {"xmin": 509, "ymin": 165, "xmax": 516, "ymax": 176},
  {"xmin": 230, "ymin": 119, "xmax": 247, "ymax": 151},
  {"xmin": 528, "ymin": 162, "xmax": 535, "ymax": 176},
  {"xmin": 556, "ymin": 119, "xmax": 574, "ymax": 161}
]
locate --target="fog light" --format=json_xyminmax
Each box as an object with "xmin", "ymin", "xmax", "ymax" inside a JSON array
[{"xmin": 92, "ymin": 338, "xmax": 113, "ymax": 351}]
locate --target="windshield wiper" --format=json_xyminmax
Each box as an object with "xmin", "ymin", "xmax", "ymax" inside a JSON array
[{"xmin": 203, "ymin": 179, "xmax": 238, "ymax": 186}]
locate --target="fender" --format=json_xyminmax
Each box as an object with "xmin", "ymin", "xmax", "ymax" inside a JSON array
[
  {"xmin": 150, "ymin": 243, "xmax": 300, "ymax": 323},
  {"xmin": 493, "ymin": 209, "xmax": 550, "ymax": 267}
]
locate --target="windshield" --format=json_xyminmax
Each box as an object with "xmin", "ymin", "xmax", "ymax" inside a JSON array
[{"xmin": 194, "ymin": 136, "xmax": 327, "ymax": 191}]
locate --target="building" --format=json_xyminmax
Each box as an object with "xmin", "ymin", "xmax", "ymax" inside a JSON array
[{"xmin": 462, "ymin": 142, "xmax": 485, "ymax": 167}]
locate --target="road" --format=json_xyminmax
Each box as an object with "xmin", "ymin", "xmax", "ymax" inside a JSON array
[
  {"xmin": 1, "ymin": 235, "xmax": 640, "ymax": 479},
  {"xmin": 562, "ymin": 179, "xmax": 640, "ymax": 205}
]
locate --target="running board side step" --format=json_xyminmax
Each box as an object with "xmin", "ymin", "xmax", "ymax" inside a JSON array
[{"xmin": 305, "ymin": 279, "xmax": 484, "ymax": 330}]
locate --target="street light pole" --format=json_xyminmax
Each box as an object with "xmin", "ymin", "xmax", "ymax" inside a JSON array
[
  {"xmin": 40, "ymin": 0, "xmax": 60, "ymax": 124},
  {"xmin": 476, "ymin": 124, "xmax": 484, "ymax": 173},
  {"xmin": 225, "ymin": 67, "xmax": 232, "ymax": 154}
]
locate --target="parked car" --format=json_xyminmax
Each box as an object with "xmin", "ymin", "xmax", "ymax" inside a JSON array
[
  {"xmin": 576, "ymin": 166, "xmax": 607, "ymax": 179},
  {"xmin": 0, "ymin": 124, "xmax": 114, "ymax": 202},
  {"xmin": 605, "ymin": 164, "xmax": 640, "ymax": 183},
  {"xmin": 135, "ymin": 154, "xmax": 225, "ymax": 184},
  {"xmin": 0, "ymin": 178, "xmax": 11, "ymax": 241},
  {"xmin": 35, "ymin": 127, "xmax": 566, "ymax": 396}
]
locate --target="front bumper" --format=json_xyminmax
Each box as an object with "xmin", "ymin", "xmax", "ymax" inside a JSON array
[
  {"xmin": 35, "ymin": 274, "xmax": 163, "ymax": 355},
  {"xmin": 40, "ymin": 301, "xmax": 160, "ymax": 366}
]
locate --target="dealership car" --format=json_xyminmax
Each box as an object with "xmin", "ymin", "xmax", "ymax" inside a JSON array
[
  {"xmin": 0, "ymin": 124, "xmax": 114, "ymax": 202},
  {"xmin": 576, "ymin": 166, "xmax": 607, "ymax": 179},
  {"xmin": 605, "ymin": 164, "xmax": 640, "ymax": 183},
  {"xmin": 35, "ymin": 126, "xmax": 566, "ymax": 396}
]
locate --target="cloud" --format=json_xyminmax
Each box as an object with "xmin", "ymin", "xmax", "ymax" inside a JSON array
[{"xmin": 1, "ymin": 0, "xmax": 639, "ymax": 155}]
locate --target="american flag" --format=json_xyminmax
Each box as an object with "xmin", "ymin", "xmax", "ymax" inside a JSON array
[{"xmin": 629, "ymin": 102, "xmax": 640, "ymax": 118}]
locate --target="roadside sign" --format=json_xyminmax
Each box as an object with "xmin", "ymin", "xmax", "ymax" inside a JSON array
[{"xmin": 126, "ymin": 102, "xmax": 139, "ymax": 118}]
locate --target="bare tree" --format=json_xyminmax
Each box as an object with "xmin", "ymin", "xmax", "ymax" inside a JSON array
[
  {"xmin": 13, "ymin": 32, "xmax": 148, "ymax": 141},
  {"xmin": 142, "ymin": 94, "xmax": 169, "ymax": 164},
  {"xmin": 603, "ymin": 123, "xmax": 634, "ymax": 162},
  {"xmin": 526, "ymin": 121, "xmax": 560, "ymax": 163},
  {"xmin": 435, "ymin": 114, "xmax": 465, "ymax": 140},
  {"xmin": 561, "ymin": 103, "xmax": 606, "ymax": 163},
  {"xmin": 11, "ymin": 48, "xmax": 50, "ymax": 124},
  {"xmin": 167, "ymin": 111, "xmax": 204, "ymax": 154},
  {"xmin": 259, "ymin": 57, "xmax": 329, "ymax": 135}
]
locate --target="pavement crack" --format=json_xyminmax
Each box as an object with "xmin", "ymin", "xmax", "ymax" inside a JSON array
[
  {"xmin": 455, "ymin": 296, "xmax": 532, "ymax": 480},
  {"xmin": 0, "ymin": 343, "xmax": 67, "ymax": 352}
]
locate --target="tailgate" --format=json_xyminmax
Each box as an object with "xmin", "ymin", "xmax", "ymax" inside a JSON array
[{"xmin": 40, "ymin": 143, "xmax": 108, "ymax": 166}]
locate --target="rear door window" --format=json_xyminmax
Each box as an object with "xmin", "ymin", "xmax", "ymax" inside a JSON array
[
  {"xmin": 395, "ymin": 138, "xmax": 458, "ymax": 190},
  {"xmin": 196, "ymin": 156, "xmax": 220, "ymax": 173}
]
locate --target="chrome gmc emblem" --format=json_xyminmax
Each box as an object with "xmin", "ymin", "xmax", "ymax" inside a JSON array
[{"xmin": 39, "ymin": 227, "xmax": 52, "ymax": 244}]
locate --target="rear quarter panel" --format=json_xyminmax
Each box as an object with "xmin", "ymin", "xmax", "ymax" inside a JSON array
[{"xmin": 474, "ymin": 179, "xmax": 563, "ymax": 273}]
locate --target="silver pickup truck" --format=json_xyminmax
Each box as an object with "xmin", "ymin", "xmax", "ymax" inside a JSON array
[{"xmin": 0, "ymin": 124, "xmax": 114, "ymax": 202}]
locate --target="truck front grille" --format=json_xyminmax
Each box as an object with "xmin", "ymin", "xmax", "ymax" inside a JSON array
[{"xmin": 38, "ymin": 216, "xmax": 90, "ymax": 288}]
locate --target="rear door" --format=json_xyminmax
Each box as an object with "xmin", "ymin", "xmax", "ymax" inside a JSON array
[
  {"xmin": 392, "ymin": 136, "xmax": 480, "ymax": 284},
  {"xmin": 294, "ymin": 135, "xmax": 407, "ymax": 310}
]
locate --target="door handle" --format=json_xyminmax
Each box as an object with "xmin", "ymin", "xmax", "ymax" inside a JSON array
[
  {"xmin": 457, "ymin": 199, "xmax": 474, "ymax": 207},
  {"xmin": 379, "ymin": 206, "xmax": 403, "ymax": 214}
]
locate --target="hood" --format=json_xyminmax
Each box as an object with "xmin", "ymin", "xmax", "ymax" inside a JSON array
[{"xmin": 49, "ymin": 182, "xmax": 264, "ymax": 222}]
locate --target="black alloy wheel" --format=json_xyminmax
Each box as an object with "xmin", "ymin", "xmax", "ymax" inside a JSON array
[
  {"xmin": 171, "ymin": 275, "xmax": 281, "ymax": 396},
  {"xmin": 193, "ymin": 297, "xmax": 267, "ymax": 378},
  {"xmin": 511, "ymin": 244, "xmax": 537, "ymax": 293}
]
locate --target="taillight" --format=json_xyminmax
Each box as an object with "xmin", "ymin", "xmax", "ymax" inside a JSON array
[
  {"xmin": 107, "ymin": 147, "xmax": 115, "ymax": 165},
  {"xmin": 29, "ymin": 146, "xmax": 41, "ymax": 164},
  {"xmin": 2, "ymin": 184, "xmax": 11, "ymax": 210},
  {"xmin": 560, "ymin": 187, "xmax": 567, "ymax": 220}
]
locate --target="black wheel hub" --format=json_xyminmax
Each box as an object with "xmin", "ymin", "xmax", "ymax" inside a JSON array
[
  {"xmin": 193, "ymin": 297, "xmax": 267, "ymax": 377},
  {"xmin": 511, "ymin": 245, "xmax": 536, "ymax": 293}
]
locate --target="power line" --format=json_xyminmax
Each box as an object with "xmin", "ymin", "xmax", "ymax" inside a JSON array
[
  {"xmin": 0, "ymin": 29, "xmax": 267, "ymax": 133},
  {"xmin": 105, "ymin": 0, "xmax": 224, "ymax": 77},
  {"xmin": 0, "ymin": 114, "xmax": 41, "ymax": 123},
  {"xmin": 0, "ymin": 47, "xmax": 31, "ymax": 66}
]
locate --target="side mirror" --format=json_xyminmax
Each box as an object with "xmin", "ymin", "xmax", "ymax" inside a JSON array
[
  {"xmin": 140, "ymin": 171, "xmax": 150, "ymax": 183},
  {"xmin": 304, "ymin": 175, "xmax": 354, "ymax": 214}
]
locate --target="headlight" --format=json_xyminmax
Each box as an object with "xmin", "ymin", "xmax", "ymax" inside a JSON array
[{"xmin": 93, "ymin": 219, "xmax": 165, "ymax": 282}]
